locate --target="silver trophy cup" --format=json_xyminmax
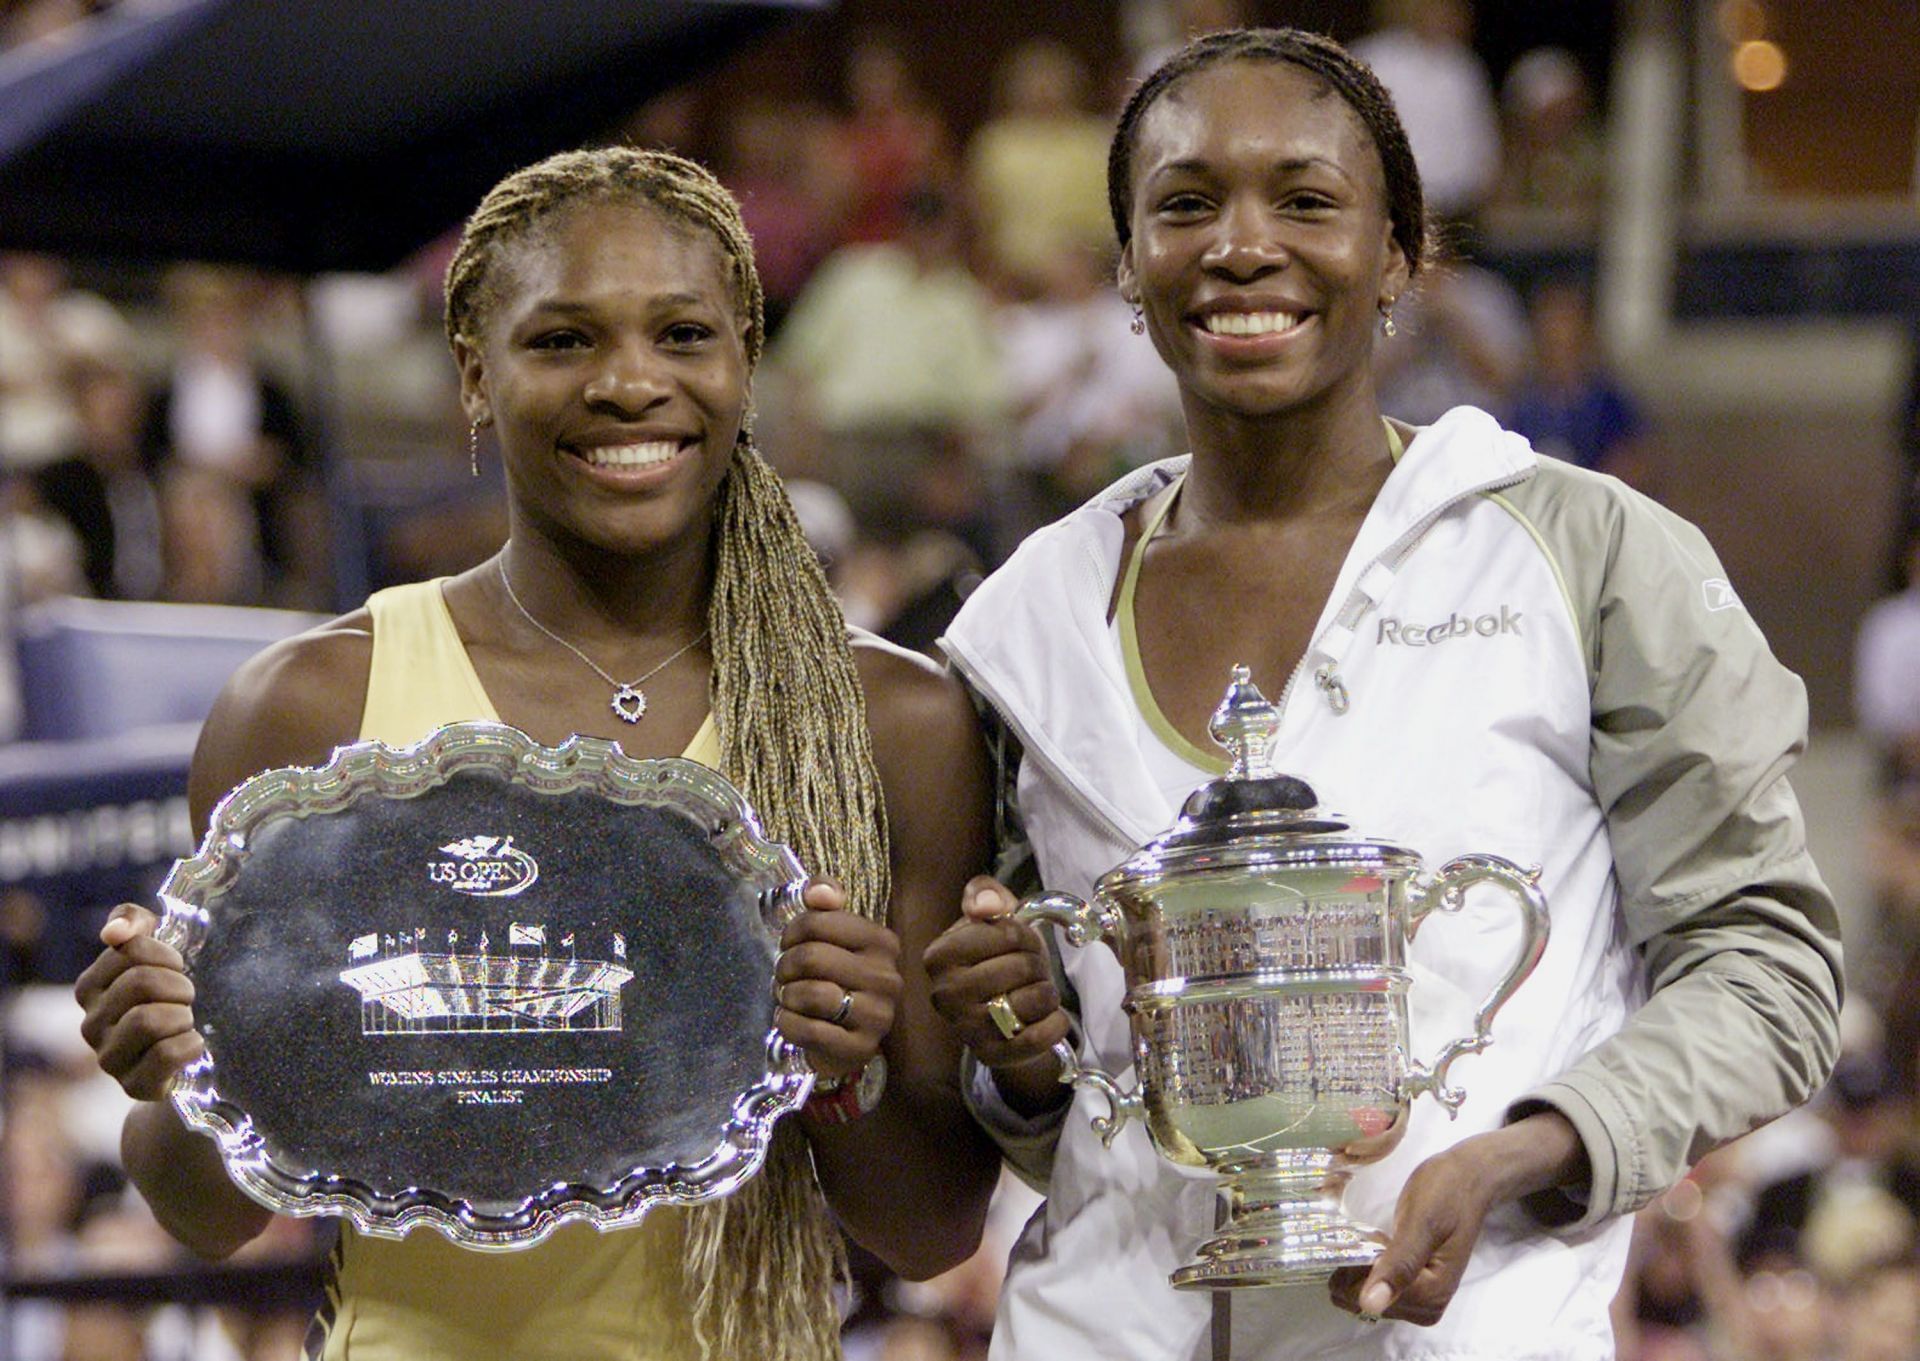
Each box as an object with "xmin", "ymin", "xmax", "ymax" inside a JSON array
[{"xmin": 1020, "ymin": 667, "xmax": 1549, "ymax": 1289}]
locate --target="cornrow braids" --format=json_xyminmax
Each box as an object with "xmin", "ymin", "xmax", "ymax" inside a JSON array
[
  {"xmin": 444, "ymin": 147, "xmax": 889, "ymax": 1361},
  {"xmin": 1107, "ymin": 26, "xmax": 1428, "ymax": 277}
]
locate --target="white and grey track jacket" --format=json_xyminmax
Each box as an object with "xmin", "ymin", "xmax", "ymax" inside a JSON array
[{"xmin": 940, "ymin": 405, "xmax": 1841, "ymax": 1360}]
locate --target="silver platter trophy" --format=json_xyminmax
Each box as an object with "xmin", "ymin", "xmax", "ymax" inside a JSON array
[
  {"xmin": 156, "ymin": 721, "xmax": 812, "ymax": 1252},
  {"xmin": 1020, "ymin": 667, "xmax": 1550, "ymax": 1289}
]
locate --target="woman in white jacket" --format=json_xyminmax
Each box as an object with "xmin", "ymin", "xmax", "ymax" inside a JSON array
[{"xmin": 925, "ymin": 27, "xmax": 1840, "ymax": 1361}]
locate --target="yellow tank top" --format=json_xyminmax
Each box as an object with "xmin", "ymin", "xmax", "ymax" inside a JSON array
[{"xmin": 311, "ymin": 579, "xmax": 717, "ymax": 1361}]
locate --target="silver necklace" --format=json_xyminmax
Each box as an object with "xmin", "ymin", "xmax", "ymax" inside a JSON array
[{"xmin": 497, "ymin": 557, "xmax": 708, "ymax": 724}]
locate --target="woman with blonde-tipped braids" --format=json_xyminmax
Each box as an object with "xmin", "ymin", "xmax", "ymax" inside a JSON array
[{"xmin": 73, "ymin": 146, "xmax": 1002, "ymax": 1360}]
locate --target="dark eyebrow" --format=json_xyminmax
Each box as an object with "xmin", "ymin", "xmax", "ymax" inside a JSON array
[
  {"xmin": 1147, "ymin": 155, "xmax": 1357, "ymax": 185},
  {"xmin": 646, "ymin": 292, "xmax": 715, "ymax": 311},
  {"xmin": 525, "ymin": 292, "xmax": 717, "ymax": 316},
  {"xmin": 1276, "ymin": 156, "xmax": 1357, "ymax": 184}
]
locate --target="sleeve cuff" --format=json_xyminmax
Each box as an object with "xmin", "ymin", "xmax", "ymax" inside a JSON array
[
  {"xmin": 1505, "ymin": 1080, "xmax": 1626, "ymax": 1234},
  {"xmin": 961, "ymin": 1049, "xmax": 1070, "ymax": 1193}
]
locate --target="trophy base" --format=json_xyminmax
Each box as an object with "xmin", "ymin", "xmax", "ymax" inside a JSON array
[{"xmin": 1169, "ymin": 1154, "xmax": 1387, "ymax": 1291}]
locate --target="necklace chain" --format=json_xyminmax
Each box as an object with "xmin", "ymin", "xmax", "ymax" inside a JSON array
[{"xmin": 496, "ymin": 557, "xmax": 707, "ymax": 724}]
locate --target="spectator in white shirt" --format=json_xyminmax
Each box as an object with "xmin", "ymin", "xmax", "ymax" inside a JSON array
[
  {"xmin": 1353, "ymin": 0, "xmax": 1502, "ymax": 220},
  {"xmin": 1856, "ymin": 522, "xmax": 1920, "ymax": 778}
]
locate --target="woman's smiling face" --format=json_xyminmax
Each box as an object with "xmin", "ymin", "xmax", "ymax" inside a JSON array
[
  {"xmin": 1118, "ymin": 59, "xmax": 1409, "ymax": 424},
  {"xmin": 456, "ymin": 197, "xmax": 750, "ymax": 560}
]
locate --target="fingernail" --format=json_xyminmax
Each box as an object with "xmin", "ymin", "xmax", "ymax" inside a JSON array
[
  {"xmin": 1359, "ymin": 1282, "xmax": 1392, "ymax": 1315},
  {"xmin": 982, "ymin": 888, "xmax": 1013, "ymax": 915}
]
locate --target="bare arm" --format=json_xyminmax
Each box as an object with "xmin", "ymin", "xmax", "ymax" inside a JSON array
[
  {"xmin": 787, "ymin": 642, "xmax": 1002, "ymax": 1279},
  {"xmin": 76, "ymin": 620, "xmax": 371, "ymax": 1258}
]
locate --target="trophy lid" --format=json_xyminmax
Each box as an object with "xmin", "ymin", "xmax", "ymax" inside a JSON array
[
  {"xmin": 1111, "ymin": 666, "xmax": 1420, "ymax": 878},
  {"xmin": 1178, "ymin": 665, "xmax": 1345, "ymax": 831}
]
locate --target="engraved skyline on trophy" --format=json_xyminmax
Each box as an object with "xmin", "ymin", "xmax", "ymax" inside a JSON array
[{"xmin": 338, "ymin": 921, "xmax": 635, "ymax": 1036}]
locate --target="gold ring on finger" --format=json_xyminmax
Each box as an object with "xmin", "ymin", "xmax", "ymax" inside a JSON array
[{"xmin": 985, "ymin": 993, "xmax": 1024, "ymax": 1039}]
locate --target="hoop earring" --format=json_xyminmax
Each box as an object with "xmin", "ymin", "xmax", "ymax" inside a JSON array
[
  {"xmin": 1129, "ymin": 305, "xmax": 1145, "ymax": 336},
  {"xmin": 1379, "ymin": 300, "xmax": 1398, "ymax": 338},
  {"xmin": 468, "ymin": 421, "xmax": 481, "ymax": 477}
]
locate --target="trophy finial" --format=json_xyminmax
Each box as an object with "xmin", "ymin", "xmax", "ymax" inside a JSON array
[{"xmin": 1209, "ymin": 665, "xmax": 1282, "ymax": 779}]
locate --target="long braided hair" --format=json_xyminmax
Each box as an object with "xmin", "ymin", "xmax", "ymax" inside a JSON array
[
  {"xmin": 445, "ymin": 146, "xmax": 890, "ymax": 1361},
  {"xmin": 1107, "ymin": 27, "xmax": 1430, "ymax": 276}
]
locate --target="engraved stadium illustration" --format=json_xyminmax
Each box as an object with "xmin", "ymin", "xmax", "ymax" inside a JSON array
[{"xmin": 338, "ymin": 922, "xmax": 634, "ymax": 1035}]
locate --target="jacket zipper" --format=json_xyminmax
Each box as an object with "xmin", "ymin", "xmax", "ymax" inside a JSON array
[
  {"xmin": 948, "ymin": 463, "xmax": 1534, "ymax": 814},
  {"xmin": 1301, "ymin": 466, "xmax": 1534, "ymax": 716},
  {"xmin": 943, "ymin": 647, "xmax": 1141, "ymax": 850}
]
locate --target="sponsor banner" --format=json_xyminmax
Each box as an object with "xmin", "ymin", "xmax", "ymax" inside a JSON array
[{"xmin": 0, "ymin": 747, "xmax": 195, "ymax": 982}]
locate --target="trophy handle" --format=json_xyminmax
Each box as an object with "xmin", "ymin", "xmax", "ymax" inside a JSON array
[
  {"xmin": 762, "ymin": 878, "xmax": 810, "ymax": 931},
  {"xmin": 1400, "ymin": 853, "xmax": 1550, "ymax": 1115},
  {"xmin": 1015, "ymin": 891, "xmax": 1124, "ymax": 951},
  {"xmin": 1044, "ymin": 1038, "xmax": 1145, "ymax": 1147},
  {"xmin": 1013, "ymin": 893, "xmax": 1142, "ymax": 1146}
]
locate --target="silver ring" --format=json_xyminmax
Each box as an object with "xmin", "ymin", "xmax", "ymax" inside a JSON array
[{"xmin": 830, "ymin": 990, "xmax": 855, "ymax": 1026}]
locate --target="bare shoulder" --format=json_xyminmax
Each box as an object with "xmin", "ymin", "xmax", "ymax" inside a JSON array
[
  {"xmin": 850, "ymin": 632, "xmax": 977, "ymax": 768},
  {"xmin": 849, "ymin": 635, "xmax": 990, "ymax": 924},
  {"xmin": 188, "ymin": 610, "xmax": 375, "ymax": 831}
]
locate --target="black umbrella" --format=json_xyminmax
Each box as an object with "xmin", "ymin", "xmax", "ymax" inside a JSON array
[{"xmin": 0, "ymin": 0, "xmax": 824, "ymax": 272}]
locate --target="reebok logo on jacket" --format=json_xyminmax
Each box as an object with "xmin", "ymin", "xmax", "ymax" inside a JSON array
[{"xmin": 1377, "ymin": 606, "xmax": 1522, "ymax": 646}]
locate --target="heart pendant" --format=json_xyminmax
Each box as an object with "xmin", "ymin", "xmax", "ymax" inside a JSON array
[{"xmin": 610, "ymin": 686, "xmax": 646, "ymax": 723}]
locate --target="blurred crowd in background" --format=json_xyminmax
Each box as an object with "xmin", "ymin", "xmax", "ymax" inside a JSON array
[
  {"xmin": 0, "ymin": 0, "xmax": 1918, "ymax": 1358},
  {"xmin": 0, "ymin": 0, "xmax": 1655, "ymax": 638}
]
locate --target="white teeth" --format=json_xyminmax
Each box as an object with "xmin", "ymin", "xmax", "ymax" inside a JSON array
[
  {"xmin": 583, "ymin": 441, "xmax": 679, "ymax": 468},
  {"xmin": 1201, "ymin": 311, "xmax": 1301, "ymax": 336}
]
